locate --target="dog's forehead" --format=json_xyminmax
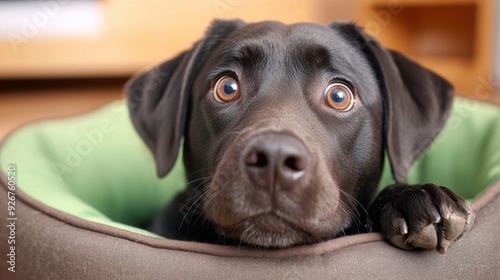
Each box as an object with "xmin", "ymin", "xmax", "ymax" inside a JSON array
[
  {"xmin": 233, "ymin": 22, "xmax": 354, "ymax": 53},
  {"xmin": 230, "ymin": 21, "xmax": 342, "ymax": 44},
  {"xmin": 210, "ymin": 21, "xmax": 369, "ymax": 79}
]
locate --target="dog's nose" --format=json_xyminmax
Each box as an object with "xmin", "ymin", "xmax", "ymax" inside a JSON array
[{"xmin": 242, "ymin": 132, "xmax": 311, "ymax": 190}]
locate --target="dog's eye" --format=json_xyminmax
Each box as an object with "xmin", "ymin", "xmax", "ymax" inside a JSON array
[
  {"xmin": 324, "ymin": 83, "xmax": 354, "ymax": 111},
  {"xmin": 214, "ymin": 76, "xmax": 240, "ymax": 103}
]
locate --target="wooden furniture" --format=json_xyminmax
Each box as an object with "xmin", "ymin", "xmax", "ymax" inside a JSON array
[{"xmin": 358, "ymin": 0, "xmax": 496, "ymax": 100}]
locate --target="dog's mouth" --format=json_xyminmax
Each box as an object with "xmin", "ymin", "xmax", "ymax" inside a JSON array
[{"xmin": 217, "ymin": 213, "xmax": 318, "ymax": 248}]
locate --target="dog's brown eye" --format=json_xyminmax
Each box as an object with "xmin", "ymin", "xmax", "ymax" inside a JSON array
[
  {"xmin": 214, "ymin": 76, "xmax": 240, "ymax": 103},
  {"xmin": 324, "ymin": 83, "xmax": 354, "ymax": 111}
]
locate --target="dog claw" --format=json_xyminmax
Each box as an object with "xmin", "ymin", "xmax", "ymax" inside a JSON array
[
  {"xmin": 437, "ymin": 239, "xmax": 451, "ymax": 254},
  {"xmin": 431, "ymin": 214, "xmax": 441, "ymax": 224},
  {"xmin": 397, "ymin": 218, "xmax": 408, "ymax": 235}
]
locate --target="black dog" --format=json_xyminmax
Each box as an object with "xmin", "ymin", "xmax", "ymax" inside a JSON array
[{"xmin": 127, "ymin": 20, "xmax": 474, "ymax": 253}]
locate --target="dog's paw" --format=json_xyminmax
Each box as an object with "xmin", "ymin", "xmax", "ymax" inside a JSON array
[{"xmin": 377, "ymin": 183, "xmax": 475, "ymax": 253}]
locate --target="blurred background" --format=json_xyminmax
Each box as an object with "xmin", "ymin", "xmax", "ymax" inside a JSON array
[{"xmin": 1, "ymin": 0, "xmax": 499, "ymax": 138}]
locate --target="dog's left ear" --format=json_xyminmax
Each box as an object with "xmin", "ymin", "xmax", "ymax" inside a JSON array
[
  {"xmin": 331, "ymin": 23, "xmax": 454, "ymax": 183},
  {"xmin": 127, "ymin": 19, "xmax": 245, "ymax": 177}
]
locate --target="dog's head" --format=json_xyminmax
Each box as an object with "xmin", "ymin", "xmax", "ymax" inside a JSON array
[{"xmin": 127, "ymin": 20, "xmax": 453, "ymax": 247}]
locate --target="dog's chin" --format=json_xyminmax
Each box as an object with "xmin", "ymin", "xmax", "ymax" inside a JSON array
[{"xmin": 216, "ymin": 213, "xmax": 320, "ymax": 248}]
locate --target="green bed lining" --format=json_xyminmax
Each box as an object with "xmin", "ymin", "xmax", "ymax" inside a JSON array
[{"xmin": 0, "ymin": 98, "xmax": 499, "ymax": 238}]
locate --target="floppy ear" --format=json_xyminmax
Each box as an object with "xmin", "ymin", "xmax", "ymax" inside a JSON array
[
  {"xmin": 332, "ymin": 23, "xmax": 454, "ymax": 183},
  {"xmin": 127, "ymin": 19, "xmax": 245, "ymax": 177},
  {"xmin": 372, "ymin": 46, "xmax": 454, "ymax": 183}
]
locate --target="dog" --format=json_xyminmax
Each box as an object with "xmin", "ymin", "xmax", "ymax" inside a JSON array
[{"xmin": 127, "ymin": 20, "xmax": 475, "ymax": 253}]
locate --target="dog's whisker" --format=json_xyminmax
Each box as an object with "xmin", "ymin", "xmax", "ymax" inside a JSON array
[
  {"xmin": 188, "ymin": 167, "xmax": 214, "ymax": 176},
  {"xmin": 337, "ymin": 201, "xmax": 362, "ymax": 233},
  {"xmin": 190, "ymin": 204, "xmax": 209, "ymax": 229},
  {"xmin": 178, "ymin": 187, "xmax": 209, "ymax": 229},
  {"xmin": 183, "ymin": 188, "xmax": 208, "ymax": 216},
  {"xmin": 178, "ymin": 189, "xmax": 202, "ymax": 214},
  {"xmin": 339, "ymin": 188, "xmax": 369, "ymax": 216},
  {"xmin": 338, "ymin": 189, "xmax": 369, "ymax": 230},
  {"xmin": 185, "ymin": 176, "xmax": 213, "ymax": 186},
  {"xmin": 337, "ymin": 198, "xmax": 355, "ymax": 219}
]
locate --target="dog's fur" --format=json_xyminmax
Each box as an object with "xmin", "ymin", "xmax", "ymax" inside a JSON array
[{"xmin": 127, "ymin": 20, "xmax": 474, "ymax": 253}]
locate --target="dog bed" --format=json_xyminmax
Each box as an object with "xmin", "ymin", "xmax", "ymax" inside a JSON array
[{"xmin": 0, "ymin": 97, "xmax": 499, "ymax": 279}]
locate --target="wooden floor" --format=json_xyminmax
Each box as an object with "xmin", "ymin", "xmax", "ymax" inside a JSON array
[{"xmin": 0, "ymin": 78, "xmax": 126, "ymax": 139}]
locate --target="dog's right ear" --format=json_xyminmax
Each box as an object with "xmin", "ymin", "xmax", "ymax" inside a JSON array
[{"xmin": 127, "ymin": 19, "xmax": 245, "ymax": 177}]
